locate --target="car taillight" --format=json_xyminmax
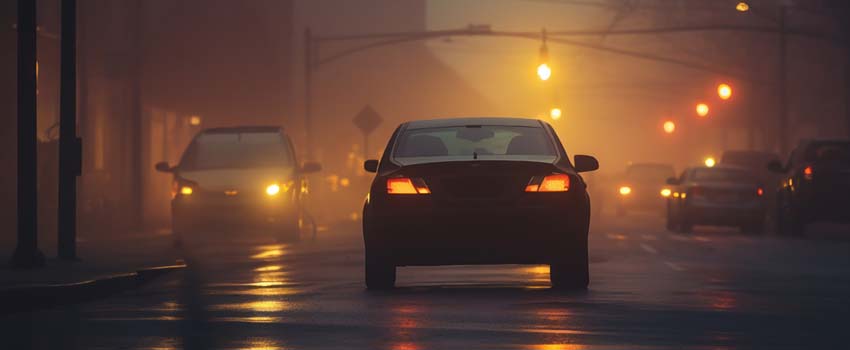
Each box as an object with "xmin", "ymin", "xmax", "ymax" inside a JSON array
[
  {"xmin": 757, "ymin": 187, "xmax": 764, "ymax": 196},
  {"xmin": 387, "ymin": 177, "xmax": 431, "ymax": 194},
  {"xmin": 525, "ymin": 174, "xmax": 570, "ymax": 192},
  {"xmin": 803, "ymin": 166, "xmax": 813, "ymax": 180}
]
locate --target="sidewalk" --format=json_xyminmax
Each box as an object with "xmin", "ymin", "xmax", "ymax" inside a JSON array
[{"xmin": 0, "ymin": 229, "xmax": 184, "ymax": 313}]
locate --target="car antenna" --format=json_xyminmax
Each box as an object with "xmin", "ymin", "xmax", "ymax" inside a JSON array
[{"xmin": 473, "ymin": 151, "xmax": 478, "ymax": 160}]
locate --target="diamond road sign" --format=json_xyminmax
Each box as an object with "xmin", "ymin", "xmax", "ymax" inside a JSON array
[{"xmin": 352, "ymin": 105, "xmax": 383, "ymax": 135}]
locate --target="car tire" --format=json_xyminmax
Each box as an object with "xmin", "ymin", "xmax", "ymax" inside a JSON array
[
  {"xmin": 550, "ymin": 239, "xmax": 589, "ymax": 290},
  {"xmin": 365, "ymin": 248, "xmax": 396, "ymax": 290},
  {"xmin": 777, "ymin": 195, "xmax": 806, "ymax": 237}
]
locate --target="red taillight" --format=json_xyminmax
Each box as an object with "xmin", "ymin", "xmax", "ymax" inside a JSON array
[
  {"xmin": 525, "ymin": 174, "xmax": 570, "ymax": 192},
  {"xmin": 757, "ymin": 187, "xmax": 764, "ymax": 196},
  {"xmin": 803, "ymin": 166, "xmax": 813, "ymax": 180},
  {"xmin": 387, "ymin": 177, "xmax": 430, "ymax": 195}
]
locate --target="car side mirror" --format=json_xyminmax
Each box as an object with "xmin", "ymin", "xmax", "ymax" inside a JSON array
[
  {"xmin": 573, "ymin": 155, "xmax": 599, "ymax": 173},
  {"xmin": 154, "ymin": 161, "xmax": 174, "ymax": 173},
  {"xmin": 767, "ymin": 160, "xmax": 785, "ymax": 174},
  {"xmin": 666, "ymin": 177, "xmax": 679, "ymax": 185},
  {"xmin": 300, "ymin": 161, "xmax": 322, "ymax": 174},
  {"xmin": 364, "ymin": 159, "xmax": 379, "ymax": 173}
]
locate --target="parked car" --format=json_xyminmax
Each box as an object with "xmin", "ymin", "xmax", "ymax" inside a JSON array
[
  {"xmin": 666, "ymin": 166, "xmax": 766, "ymax": 234},
  {"xmin": 361, "ymin": 117, "xmax": 598, "ymax": 289},
  {"xmin": 768, "ymin": 139, "xmax": 850, "ymax": 236},
  {"xmin": 155, "ymin": 126, "xmax": 321, "ymax": 242}
]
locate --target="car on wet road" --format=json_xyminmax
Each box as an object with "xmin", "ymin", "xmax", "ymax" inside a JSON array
[
  {"xmin": 769, "ymin": 139, "xmax": 850, "ymax": 236},
  {"xmin": 615, "ymin": 162, "xmax": 676, "ymax": 216},
  {"xmin": 666, "ymin": 166, "xmax": 766, "ymax": 234},
  {"xmin": 361, "ymin": 117, "xmax": 598, "ymax": 289},
  {"xmin": 155, "ymin": 126, "xmax": 321, "ymax": 241}
]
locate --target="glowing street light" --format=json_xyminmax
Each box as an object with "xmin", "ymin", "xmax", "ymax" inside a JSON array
[
  {"xmin": 537, "ymin": 29, "xmax": 551, "ymax": 81},
  {"xmin": 736, "ymin": 2, "xmax": 750, "ymax": 12},
  {"xmin": 696, "ymin": 103, "xmax": 710, "ymax": 118},
  {"xmin": 717, "ymin": 83, "xmax": 732, "ymax": 100},
  {"xmin": 663, "ymin": 120, "xmax": 676, "ymax": 134},
  {"xmin": 537, "ymin": 63, "xmax": 551, "ymax": 81},
  {"xmin": 704, "ymin": 156, "xmax": 717, "ymax": 168},
  {"xmin": 549, "ymin": 107, "xmax": 562, "ymax": 120}
]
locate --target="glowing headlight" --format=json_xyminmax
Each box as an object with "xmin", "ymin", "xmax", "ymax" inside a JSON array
[
  {"xmin": 619, "ymin": 186, "xmax": 632, "ymax": 196},
  {"xmin": 660, "ymin": 188, "xmax": 672, "ymax": 197},
  {"xmin": 180, "ymin": 186, "xmax": 194, "ymax": 195},
  {"xmin": 266, "ymin": 184, "xmax": 281, "ymax": 196}
]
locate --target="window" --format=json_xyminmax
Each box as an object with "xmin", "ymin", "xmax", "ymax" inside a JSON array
[
  {"xmin": 180, "ymin": 132, "xmax": 293, "ymax": 170},
  {"xmin": 393, "ymin": 125, "xmax": 556, "ymax": 164},
  {"xmin": 692, "ymin": 168, "xmax": 754, "ymax": 182}
]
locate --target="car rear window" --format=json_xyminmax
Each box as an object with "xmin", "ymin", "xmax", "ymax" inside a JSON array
[
  {"xmin": 392, "ymin": 125, "xmax": 557, "ymax": 164},
  {"xmin": 692, "ymin": 168, "xmax": 754, "ymax": 182},
  {"xmin": 180, "ymin": 132, "xmax": 293, "ymax": 170}
]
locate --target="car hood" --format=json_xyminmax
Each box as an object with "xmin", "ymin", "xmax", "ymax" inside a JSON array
[{"xmin": 178, "ymin": 166, "xmax": 295, "ymax": 192}]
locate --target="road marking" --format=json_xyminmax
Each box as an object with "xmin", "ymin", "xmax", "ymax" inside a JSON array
[
  {"xmin": 606, "ymin": 233, "xmax": 628, "ymax": 241},
  {"xmin": 664, "ymin": 261, "xmax": 685, "ymax": 272},
  {"xmin": 669, "ymin": 235, "xmax": 691, "ymax": 242},
  {"xmin": 641, "ymin": 234, "xmax": 657, "ymax": 241},
  {"xmin": 639, "ymin": 243, "xmax": 657, "ymax": 254}
]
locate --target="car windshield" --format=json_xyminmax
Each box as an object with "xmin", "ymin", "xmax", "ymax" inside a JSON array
[
  {"xmin": 179, "ymin": 132, "xmax": 293, "ymax": 170},
  {"xmin": 626, "ymin": 164, "xmax": 674, "ymax": 182},
  {"xmin": 692, "ymin": 168, "xmax": 754, "ymax": 182},
  {"xmin": 393, "ymin": 125, "xmax": 557, "ymax": 164}
]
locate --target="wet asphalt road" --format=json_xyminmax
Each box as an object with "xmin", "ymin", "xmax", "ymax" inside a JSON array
[{"xmin": 4, "ymin": 214, "xmax": 850, "ymax": 350}]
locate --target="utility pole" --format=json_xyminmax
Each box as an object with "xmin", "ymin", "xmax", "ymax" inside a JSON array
[
  {"xmin": 303, "ymin": 27, "xmax": 313, "ymax": 160},
  {"xmin": 58, "ymin": 0, "xmax": 82, "ymax": 260},
  {"xmin": 11, "ymin": 0, "xmax": 44, "ymax": 268},
  {"xmin": 777, "ymin": 5, "xmax": 788, "ymax": 154}
]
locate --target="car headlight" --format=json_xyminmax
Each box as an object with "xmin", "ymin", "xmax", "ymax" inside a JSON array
[
  {"xmin": 180, "ymin": 186, "xmax": 194, "ymax": 195},
  {"xmin": 266, "ymin": 184, "xmax": 281, "ymax": 196},
  {"xmin": 619, "ymin": 186, "xmax": 632, "ymax": 196},
  {"xmin": 660, "ymin": 188, "xmax": 672, "ymax": 197}
]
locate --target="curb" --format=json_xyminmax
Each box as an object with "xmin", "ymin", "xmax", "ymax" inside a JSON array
[{"xmin": 0, "ymin": 264, "xmax": 186, "ymax": 315}]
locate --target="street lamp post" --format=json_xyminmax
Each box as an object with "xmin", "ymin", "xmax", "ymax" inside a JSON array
[{"xmin": 11, "ymin": 0, "xmax": 44, "ymax": 268}]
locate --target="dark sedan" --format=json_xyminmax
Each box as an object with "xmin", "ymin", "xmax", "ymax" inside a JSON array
[
  {"xmin": 666, "ymin": 166, "xmax": 766, "ymax": 234},
  {"xmin": 361, "ymin": 117, "xmax": 598, "ymax": 289},
  {"xmin": 769, "ymin": 139, "xmax": 850, "ymax": 236}
]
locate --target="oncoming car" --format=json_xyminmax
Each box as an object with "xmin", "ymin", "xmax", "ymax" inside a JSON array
[
  {"xmin": 361, "ymin": 117, "xmax": 599, "ymax": 289},
  {"xmin": 155, "ymin": 126, "xmax": 321, "ymax": 241},
  {"xmin": 616, "ymin": 163, "xmax": 676, "ymax": 216}
]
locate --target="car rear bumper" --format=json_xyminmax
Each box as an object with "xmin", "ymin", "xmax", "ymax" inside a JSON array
[
  {"xmin": 685, "ymin": 202, "xmax": 764, "ymax": 226},
  {"xmin": 366, "ymin": 201, "xmax": 587, "ymax": 266}
]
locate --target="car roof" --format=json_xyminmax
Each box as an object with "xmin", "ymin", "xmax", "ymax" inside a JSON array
[
  {"xmin": 403, "ymin": 117, "xmax": 543, "ymax": 130},
  {"xmin": 722, "ymin": 150, "xmax": 780, "ymax": 157},
  {"xmin": 202, "ymin": 126, "xmax": 283, "ymax": 134}
]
